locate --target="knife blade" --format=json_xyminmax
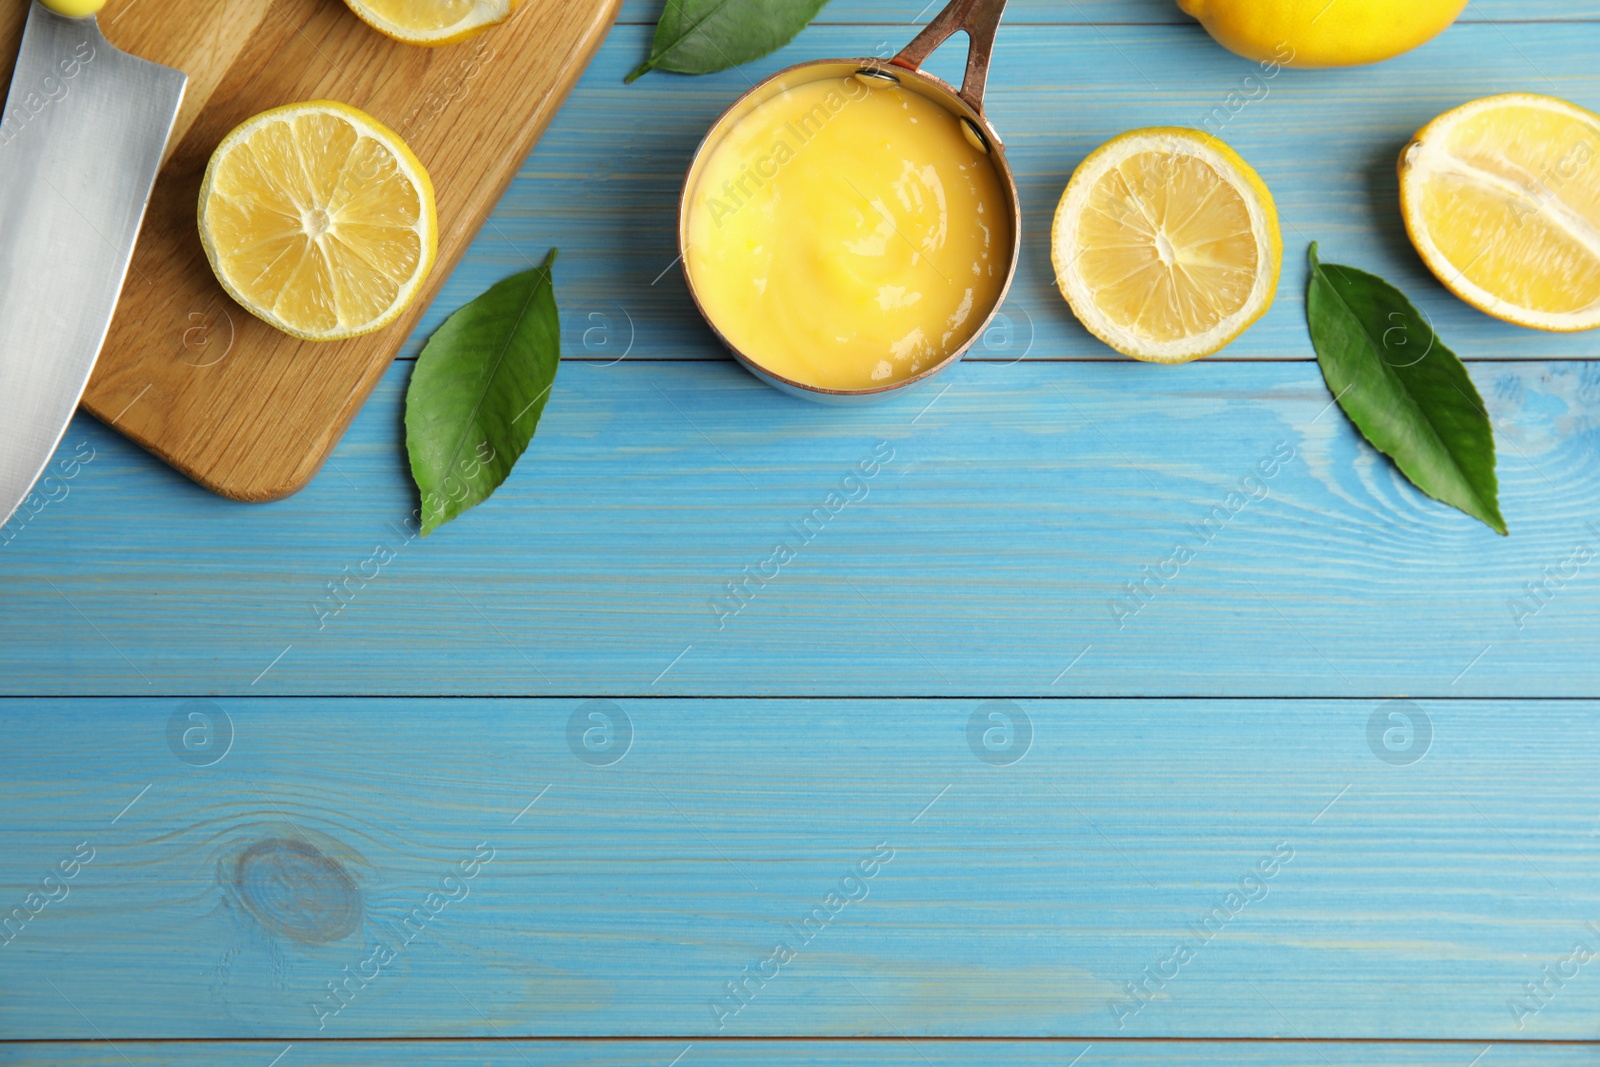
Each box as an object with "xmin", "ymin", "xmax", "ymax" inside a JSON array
[{"xmin": 0, "ymin": 0, "xmax": 184, "ymax": 531}]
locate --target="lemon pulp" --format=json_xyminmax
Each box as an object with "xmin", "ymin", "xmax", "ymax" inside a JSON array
[
  {"xmin": 198, "ymin": 101, "xmax": 437, "ymax": 341},
  {"xmin": 343, "ymin": 0, "xmax": 513, "ymax": 45},
  {"xmin": 684, "ymin": 76, "xmax": 1012, "ymax": 391}
]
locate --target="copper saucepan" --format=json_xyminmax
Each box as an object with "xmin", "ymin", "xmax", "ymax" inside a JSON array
[{"xmin": 677, "ymin": 0, "xmax": 1019, "ymax": 404}]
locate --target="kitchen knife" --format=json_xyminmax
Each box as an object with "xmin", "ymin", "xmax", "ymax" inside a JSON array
[{"xmin": 0, "ymin": 0, "xmax": 184, "ymax": 531}]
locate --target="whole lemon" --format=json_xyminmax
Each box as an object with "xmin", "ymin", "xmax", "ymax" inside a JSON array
[
  {"xmin": 1177, "ymin": 0, "xmax": 1467, "ymax": 68},
  {"xmin": 40, "ymin": 0, "xmax": 107, "ymax": 15}
]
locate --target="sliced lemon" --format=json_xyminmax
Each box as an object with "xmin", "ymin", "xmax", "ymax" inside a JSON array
[
  {"xmin": 1400, "ymin": 93, "xmax": 1600, "ymax": 332},
  {"xmin": 342, "ymin": 0, "xmax": 515, "ymax": 46},
  {"xmin": 1051, "ymin": 127, "xmax": 1281, "ymax": 363},
  {"xmin": 198, "ymin": 101, "xmax": 437, "ymax": 342}
]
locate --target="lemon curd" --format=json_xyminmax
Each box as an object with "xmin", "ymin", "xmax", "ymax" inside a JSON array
[{"xmin": 685, "ymin": 76, "xmax": 1011, "ymax": 391}]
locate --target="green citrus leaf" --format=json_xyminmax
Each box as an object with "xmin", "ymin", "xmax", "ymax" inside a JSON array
[
  {"xmin": 404, "ymin": 249, "xmax": 560, "ymax": 536},
  {"xmin": 626, "ymin": 0, "xmax": 832, "ymax": 82},
  {"xmin": 1306, "ymin": 243, "xmax": 1505, "ymax": 535}
]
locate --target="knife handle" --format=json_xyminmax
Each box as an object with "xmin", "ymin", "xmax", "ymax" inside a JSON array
[{"xmin": 40, "ymin": 0, "xmax": 107, "ymax": 16}]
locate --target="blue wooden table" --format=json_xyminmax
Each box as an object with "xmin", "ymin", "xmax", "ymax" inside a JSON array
[{"xmin": 6, "ymin": 1, "xmax": 1600, "ymax": 1063}]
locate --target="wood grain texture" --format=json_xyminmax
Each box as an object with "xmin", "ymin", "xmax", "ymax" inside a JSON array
[
  {"xmin": 0, "ymin": 1042, "xmax": 1573, "ymax": 1066},
  {"xmin": 72, "ymin": 0, "xmax": 620, "ymax": 503},
  {"xmin": 417, "ymin": 22, "xmax": 1600, "ymax": 372},
  {"xmin": 8, "ymin": 0, "xmax": 1600, "ymax": 1055},
  {"xmin": 616, "ymin": 0, "xmax": 1600, "ymax": 25},
  {"xmin": 4, "ymin": 360, "xmax": 1600, "ymax": 697},
  {"xmin": 3, "ymin": 698, "xmax": 1599, "ymax": 1040}
]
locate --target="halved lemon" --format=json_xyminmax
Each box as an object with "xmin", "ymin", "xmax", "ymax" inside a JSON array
[
  {"xmin": 342, "ymin": 0, "xmax": 515, "ymax": 46},
  {"xmin": 198, "ymin": 101, "xmax": 437, "ymax": 342},
  {"xmin": 1400, "ymin": 93, "xmax": 1600, "ymax": 332},
  {"xmin": 1051, "ymin": 127, "xmax": 1281, "ymax": 362}
]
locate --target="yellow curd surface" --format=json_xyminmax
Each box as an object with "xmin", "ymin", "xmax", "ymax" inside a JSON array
[{"xmin": 684, "ymin": 75, "xmax": 1011, "ymax": 391}]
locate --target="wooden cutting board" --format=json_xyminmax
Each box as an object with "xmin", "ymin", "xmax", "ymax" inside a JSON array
[{"xmin": 21, "ymin": 0, "xmax": 620, "ymax": 502}]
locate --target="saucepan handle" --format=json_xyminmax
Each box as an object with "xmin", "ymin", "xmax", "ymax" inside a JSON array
[{"xmin": 891, "ymin": 0, "xmax": 1009, "ymax": 113}]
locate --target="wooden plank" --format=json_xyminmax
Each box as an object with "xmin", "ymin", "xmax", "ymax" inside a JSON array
[
  {"xmin": 0, "ymin": 1041, "xmax": 1577, "ymax": 1066},
  {"xmin": 450, "ymin": 22, "xmax": 1600, "ymax": 368},
  {"xmin": 2, "ymin": 697, "xmax": 1598, "ymax": 1040},
  {"xmin": 2, "ymin": 360, "xmax": 1600, "ymax": 697},
  {"xmin": 618, "ymin": 0, "xmax": 1600, "ymax": 24},
  {"xmin": 76, "ymin": 0, "xmax": 620, "ymax": 503}
]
